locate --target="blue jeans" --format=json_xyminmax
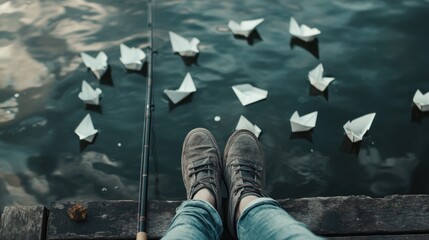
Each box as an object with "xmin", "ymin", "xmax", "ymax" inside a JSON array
[{"xmin": 162, "ymin": 198, "xmax": 324, "ymax": 240}]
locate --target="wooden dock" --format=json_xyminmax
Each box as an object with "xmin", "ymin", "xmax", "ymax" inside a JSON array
[{"xmin": 1, "ymin": 195, "xmax": 429, "ymax": 239}]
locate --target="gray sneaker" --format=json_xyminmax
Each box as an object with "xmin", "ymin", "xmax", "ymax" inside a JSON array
[
  {"xmin": 181, "ymin": 128, "xmax": 222, "ymax": 211},
  {"xmin": 224, "ymin": 129, "xmax": 265, "ymax": 238}
]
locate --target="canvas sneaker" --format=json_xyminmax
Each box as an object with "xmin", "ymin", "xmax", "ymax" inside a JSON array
[
  {"xmin": 223, "ymin": 129, "xmax": 265, "ymax": 238},
  {"xmin": 181, "ymin": 128, "xmax": 222, "ymax": 211}
]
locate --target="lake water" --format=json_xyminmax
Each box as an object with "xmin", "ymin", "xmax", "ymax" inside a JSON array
[{"xmin": 0, "ymin": 0, "xmax": 429, "ymax": 210}]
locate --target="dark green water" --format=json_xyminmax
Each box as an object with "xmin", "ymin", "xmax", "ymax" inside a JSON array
[{"xmin": 0, "ymin": 0, "xmax": 428, "ymax": 210}]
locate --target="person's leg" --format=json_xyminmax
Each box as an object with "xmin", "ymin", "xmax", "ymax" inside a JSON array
[
  {"xmin": 223, "ymin": 130, "xmax": 323, "ymax": 240},
  {"xmin": 162, "ymin": 199, "xmax": 222, "ymax": 240},
  {"xmin": 162, "ymin": 128, "xmax": 223, "ymax": 240},
  {"xmin": 237, "ymin": 197, "xmax": 323, "ymax": 240}
]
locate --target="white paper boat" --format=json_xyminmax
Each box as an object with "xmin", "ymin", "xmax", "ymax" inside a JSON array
[
  {"xmin": 289, "ymin": 17, "xmax": 321, "ymax": 42},
  {"xmin": 232, "ymin": 84, "xmax": 268, "ymax": 106},
  {"xmin": 228, "ymin": 18, "xmax": 264, "ymax": 38},
  {"xmin": 308, "ymin": 64, "xmax": 335, "ymax": 92},
  {"xmin": 290, "ymin": 111, "xmax": 318, "ymax": 132},
  {"xmin": 164, "ymin": 72, "xmax": 196, "ymax": 104},
  {"xmin": 75, "ymin": 114, "xmax": 98, "ymax": 142},
  {"xmin": 80, "ymin": 51, "xmax": 108, "ymax": 79},
  {"xmin": 413, "ymin": 89, "xmax": 429, "ymax": 112},
  {"xmin": 78, "ymin": 80, "xmax": 102, "ymax": 105},
  {"xmin": 119, "ymin": 43, "xmax": 146, "ymax": 71},
  {"xmin": 169, "ymin": 31, "xmax": 200, "ymax": 57},
  {"xmin": 343, "ymin": 113, "xmax": 376, "ymax": 143},
  {"xmin": 236, "ymin": 115, "xmax": 262, "ymax": 138}
]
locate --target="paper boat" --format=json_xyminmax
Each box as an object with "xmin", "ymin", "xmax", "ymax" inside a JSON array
[
  {"xmin": 236, "ymin": 115, "xmax": 262, "ymax": 138},
  {"xmin": 290, "ymin": 111, "xmax": 318, "ymax": 132},
  {"xmin": 232, "ymin": 84, "xmax": 268, "ymax": 106},
  {"xmin": 169, "ymin": 31, "xmax": 200, "ymax": 57},
  {"xmin": 289, "ymin": 17, "xmax": 321, "ymax": 42},
  {"xmin": 413, "ymin": 90, "xmax": 429, "ymax": 112},
  {"xmin": 78, "ymin": 80, "xmax": 102, "ymax": 105},
  {"xmin": 228, "ymin": 18, "xmax": 264, "ymax": 38},
  {"xmin": 80, "ymin": 51, "xmax": 108, "ymax": 79},
  {"xmin": 308, "ymin": 64, "xmax": 335, "ymax": 92},
  {"xmin": 343, "ymin": 113, "xmax": 376, "ymax": 143},
  {"xmin": 164, "ymin": 72, "xmax": 196, "ymax": 104},
  {"xmin": 119, "ymin": 43, "xmax": 146, "ymax": 71},
  {"xmin": 75, "ymin": 113, "xmax": 98, "ymax": 143}
]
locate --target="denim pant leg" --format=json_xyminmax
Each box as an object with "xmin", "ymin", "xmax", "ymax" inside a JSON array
[
  {"xmin": 237, "ymin": 198, "xmax": 324, "ymax": 240},
  {"xmin": 162, "ymin": 200, "xmax": 223, "ymax": 240}
]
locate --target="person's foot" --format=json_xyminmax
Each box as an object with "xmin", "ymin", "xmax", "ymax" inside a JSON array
[
  {"xmin": 223, "ymin": 129, "xmax": 265, "ymax": 238},
  {"xmin": 181, "ymin": 128, "xmax": 222, "ymax": 211}
]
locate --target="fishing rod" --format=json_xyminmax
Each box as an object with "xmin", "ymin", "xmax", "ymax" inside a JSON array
[{"xmin": 137, "ymin": 0, "xmax": 155, "ymax": 239}]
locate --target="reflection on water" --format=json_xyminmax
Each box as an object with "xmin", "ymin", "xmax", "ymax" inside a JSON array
[
  {"xmin": 290, "ymin": 37, "xmax": 319, "ymax": 59},
  {"xmin": 340, "ymin": 136, "xmax": 362, "ymax": 156},
  {"xmin": 178, "ymin": 53, "xmax": 199, "ymax": 67},
  {"xmin": 289, "ymin": 131, "xmax": 313, "ymax": 143},
  {"xmin": 269, "ymin": 148, "xmax": 330, "ymax": 199},
  {"xmin": 358, "ymin": 148, "xmax": 418, "ymax": 196},
  {"xmin": 411, "ymin": 105, "xmax": 429, "ymax": 123},
  {"xmin": 309, "ymin": 85, "xmax": 329, "ymax": 101},
  {"xmin": 232, "ymin": 30, "xmax": 263, "ymax": 46},
  {"xmin": 1, "ymin": 0, "xmax": 429, "ymax": 210}
]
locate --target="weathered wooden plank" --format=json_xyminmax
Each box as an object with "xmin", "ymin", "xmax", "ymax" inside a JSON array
[
  {"xmin": 280, "ymin": 195, "xmax": 429, "ymax": 235},
  {"xmin": 47, "ymin": 195, "xmax": 429, "ymax": 239},
  {"xmin": 47, "ymin": 200, "xmax": 180, "ymax": 240},
  {"xmin": 0, "ymin": 205, "xmax": 48, "ymax": 240},
  {"xmin": 330, "ymin": 234, "xmax": 429, "ymax": 239}
]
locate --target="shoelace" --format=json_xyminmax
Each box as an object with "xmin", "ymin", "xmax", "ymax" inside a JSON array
[
  {"xmin": 231, "ymin": 161, "xmax": 263, "ymax": 195},
  {"xmin": 188, "ymin": 162, "xmax": 216, "ymax": 192}
]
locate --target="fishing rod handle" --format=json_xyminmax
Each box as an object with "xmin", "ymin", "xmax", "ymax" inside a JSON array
[{"xmin": 137, "ymin": 231, "xmax": 148, "ymax": 240}]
